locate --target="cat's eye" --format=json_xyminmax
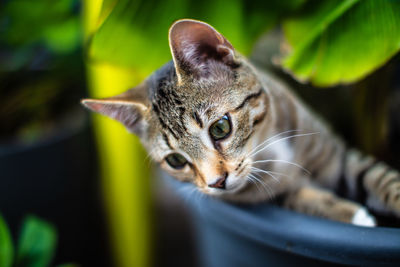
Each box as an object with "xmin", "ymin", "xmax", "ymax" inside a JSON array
[
  {"xmin": 165, "ymin": 153, "xmax": 188, "ymax": 169},
  {"xmin": 209, "ymin": 115, "xmax": 231, "ymax": 141}
]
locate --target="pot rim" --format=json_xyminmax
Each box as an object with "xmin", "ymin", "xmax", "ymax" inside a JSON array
[{"xmin": 166, "ymin": 175, "xmax": 400, "ymax": 265}]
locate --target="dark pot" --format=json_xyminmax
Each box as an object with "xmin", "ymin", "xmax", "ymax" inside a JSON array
[
  {"xmin": 0, "ymin": 111, "xmax": 111, "ymax": 266},
  {"xmin": 165, "ymin": 174, "xmax": 400, "ymax": 267}
]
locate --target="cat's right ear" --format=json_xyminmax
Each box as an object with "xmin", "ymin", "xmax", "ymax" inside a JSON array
[
  {"xmin": 169, "ymin": 19, "xmax": 239, "ymax": 81},
  {"xmin": 81, "ymin": 82, "xmax": 149, "ymax": 136}
]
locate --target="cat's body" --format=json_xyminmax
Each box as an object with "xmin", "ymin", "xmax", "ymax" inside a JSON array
[{"xmin": 83, "ymin": 19, "xmax": 400, "ymax": 227}]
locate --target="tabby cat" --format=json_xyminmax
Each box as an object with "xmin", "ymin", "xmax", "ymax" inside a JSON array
[{"xmin": 82, "ymin": 19, "xmax": 400, "ymax": 226}]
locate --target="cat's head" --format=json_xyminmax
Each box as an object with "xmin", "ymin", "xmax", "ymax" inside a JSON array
[{"xmin": 82, "ymin": 19, "xmax": 270, "ymax": 198}]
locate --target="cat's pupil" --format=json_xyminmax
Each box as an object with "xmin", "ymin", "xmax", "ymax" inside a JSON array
[
  {"xmin": 166, "ymin": 153, "xmax": 187, "ymax": 169},
  {"xmin": 210, "ymin": 115, "xmax": 231, "ymax": 140}
]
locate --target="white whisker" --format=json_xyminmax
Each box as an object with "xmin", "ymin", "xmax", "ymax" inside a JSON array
[
  {"xmin": 246, "ymin": 129, "xmax": 301, "ymax": 157},
  {"xmin": 247, "ymin": 175, "xmax": 263, "ymax": 194},
  {"xmin": 250, "ymin": 167, "xmax": 281, "ymax": 183},
  {"xmin": 250, "ymin": 171, "xmax": 263, "ymax": 180},
  {"xmin": 248, "ymin": 173, "xmax": 273, "ymax": 198},
  {"xmin": 250, "ymin": 167, "xmax": 289, "ymax": 179},
  {"xmin": 249, "ymin": 132, "xmax": 320, "ymax": 158},
  {"xmin": 253, "ymin": 159, "xmax": 310, "ymax": 175}
]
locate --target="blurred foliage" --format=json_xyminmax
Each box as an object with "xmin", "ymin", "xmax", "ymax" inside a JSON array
[
  {"xmin": 281, "ymin": 0, "xmax": 400, "ymax": 86},
  {"xmin": 83, "ymin": 1, "xmax": 153, "ymax": 267},
  {"xmin": 0, "ymin": 0, "xmax": 85, "ymax": 143},
  {"xmin": 0, "ymin": 215, "xmax": 13, "ymax": 267},
  {"xmin": 86, "ymin": 0, "xmax": 306, "ymax": 73},
  {"xmin": 0, "ymin": 0, "xmax": 81, "ymax": 70},
  {"xmin": 0, "ymin": 214, "xmax": 77, "ymax": 267},
  {"xmin": 0, "ymin": 67, "xmax": 85, "ymax": 143},
  {"xmin": 15, "ymin": 216, "xmax": 57, "ymax": 267},
  {"xmin": 86, "ymin": 0, "xmax": 400, "ymax": 87}
]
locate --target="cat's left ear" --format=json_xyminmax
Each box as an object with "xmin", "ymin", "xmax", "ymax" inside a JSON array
[
  {"xmin": 81, "ymin": 82, "xmax": 149, "ymax": 136},
  {"xmin": 169, "ymin": 19, "xmax": 239, "ymax": 81}
]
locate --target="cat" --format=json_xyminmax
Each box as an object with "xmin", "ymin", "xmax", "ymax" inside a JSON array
[{"xmin": 82, "ymin": 19, "xmax": 400, "ymax": 227}]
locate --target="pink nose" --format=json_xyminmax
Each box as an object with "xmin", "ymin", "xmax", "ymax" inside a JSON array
[{"xmin": 208, "ymin": 173, "xmax": 228, "ymax": 189}]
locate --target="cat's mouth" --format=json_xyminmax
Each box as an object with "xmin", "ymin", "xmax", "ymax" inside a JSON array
[
  {"xmin": 202, "ymin": 181, "xmax": 247, "ymax": 196},
  {"xmin": 202, "ymin": 169, "xmax": 250, "ymax": 196}
]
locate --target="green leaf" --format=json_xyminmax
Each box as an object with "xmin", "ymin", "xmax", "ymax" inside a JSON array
[
  {"xmin": 87, "ymin": 0, "xmax": 189, "ymax": 74},
  {"xmin": 87, "ymin": 0, "xmax": 306, "ymax": 73},
  {"xmin": 0, "ymin": 215, "xmax": 14, "ymax": 267},
  {"xmin": 1, "ymin": 0, "xmax": 80, "ymax": 54},
  {"xmin": 42, "ymin": 17, "xmax": 81, "ymax": 53},
  {"xmin": 16, "ymin": 216, "xmax": 57, "ymax": 267},
  {"xmin": 281, "ymin": 0, "xmax": 400, "ymax": 87}
]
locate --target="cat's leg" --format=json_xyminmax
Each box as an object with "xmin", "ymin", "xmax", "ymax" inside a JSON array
[
  {"xmin": 343, "ymin": 149, "xmax": 400, "ymax": 217},
  {"xmin": 283, "ymin": 185, "xmax": 376, "ymax": 227},
  {"xmin": 297, "ymin": 135, "xmax": 400, "ymax": 218}
]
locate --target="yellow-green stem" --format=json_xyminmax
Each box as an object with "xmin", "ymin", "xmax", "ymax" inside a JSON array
[{"xmin": 82, "ymin": 2, "xmax": 152, "ymax": 267}]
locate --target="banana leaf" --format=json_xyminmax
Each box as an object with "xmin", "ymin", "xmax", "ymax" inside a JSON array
[
  {"xmin": 281, "ymin": 0, "xmax": 400, "ymax": 87},
  {"xmin": 86, "ymin": 0, "xmax": 306, "ymax": 72}
]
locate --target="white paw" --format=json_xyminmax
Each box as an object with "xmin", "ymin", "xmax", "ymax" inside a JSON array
[{"xmin": 352, "ymin": 208, "xmax": 377, "ymax": 227}]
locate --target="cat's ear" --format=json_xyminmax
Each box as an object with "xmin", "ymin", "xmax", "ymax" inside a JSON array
[
  {"xmin": 81, "ymin": 82, "xmax": 149, "ymax": 136},
  {"xmin": 169, "ymin": 19, "xmax": 239, "ymax": 80}
]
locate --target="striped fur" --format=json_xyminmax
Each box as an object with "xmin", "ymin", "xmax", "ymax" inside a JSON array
[{"xmin": 82, "ymin": 19, "xmax": 400, "ymax": 226}]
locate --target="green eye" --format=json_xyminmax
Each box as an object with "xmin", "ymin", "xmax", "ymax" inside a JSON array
[
  {"xmin": 165, "ymin": 153, "xmax": 188, "ymax": 169},
  {"xmin": 210, "ymin": 115, "xmax": 231, "ymax": 141}
]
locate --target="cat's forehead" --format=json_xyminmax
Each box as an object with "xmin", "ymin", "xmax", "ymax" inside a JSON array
[
  {"xmin": 149, "ymin": 61, "xmax": 240, "ymax": 116},
  {"xmin": 149, "ymin": 61, "xmax": 237, "ymax": 96}
]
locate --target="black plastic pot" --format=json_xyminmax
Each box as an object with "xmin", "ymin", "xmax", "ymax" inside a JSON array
[
  {"xmin": 165, "ymin": 175, "xmax": 400, "ymax": 267},
  {"xmin": 0, "ymin": 112, "xmax": 111, "ymax": 266}
]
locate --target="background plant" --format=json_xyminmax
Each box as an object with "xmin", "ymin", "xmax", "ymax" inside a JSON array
[
  {"xmin": 0, "ymin": 214, "xmax": 77, "ymax": 267},
  {"xmin": 0, "ymin": 0, "xmax": 84, "ymax": 144}
]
